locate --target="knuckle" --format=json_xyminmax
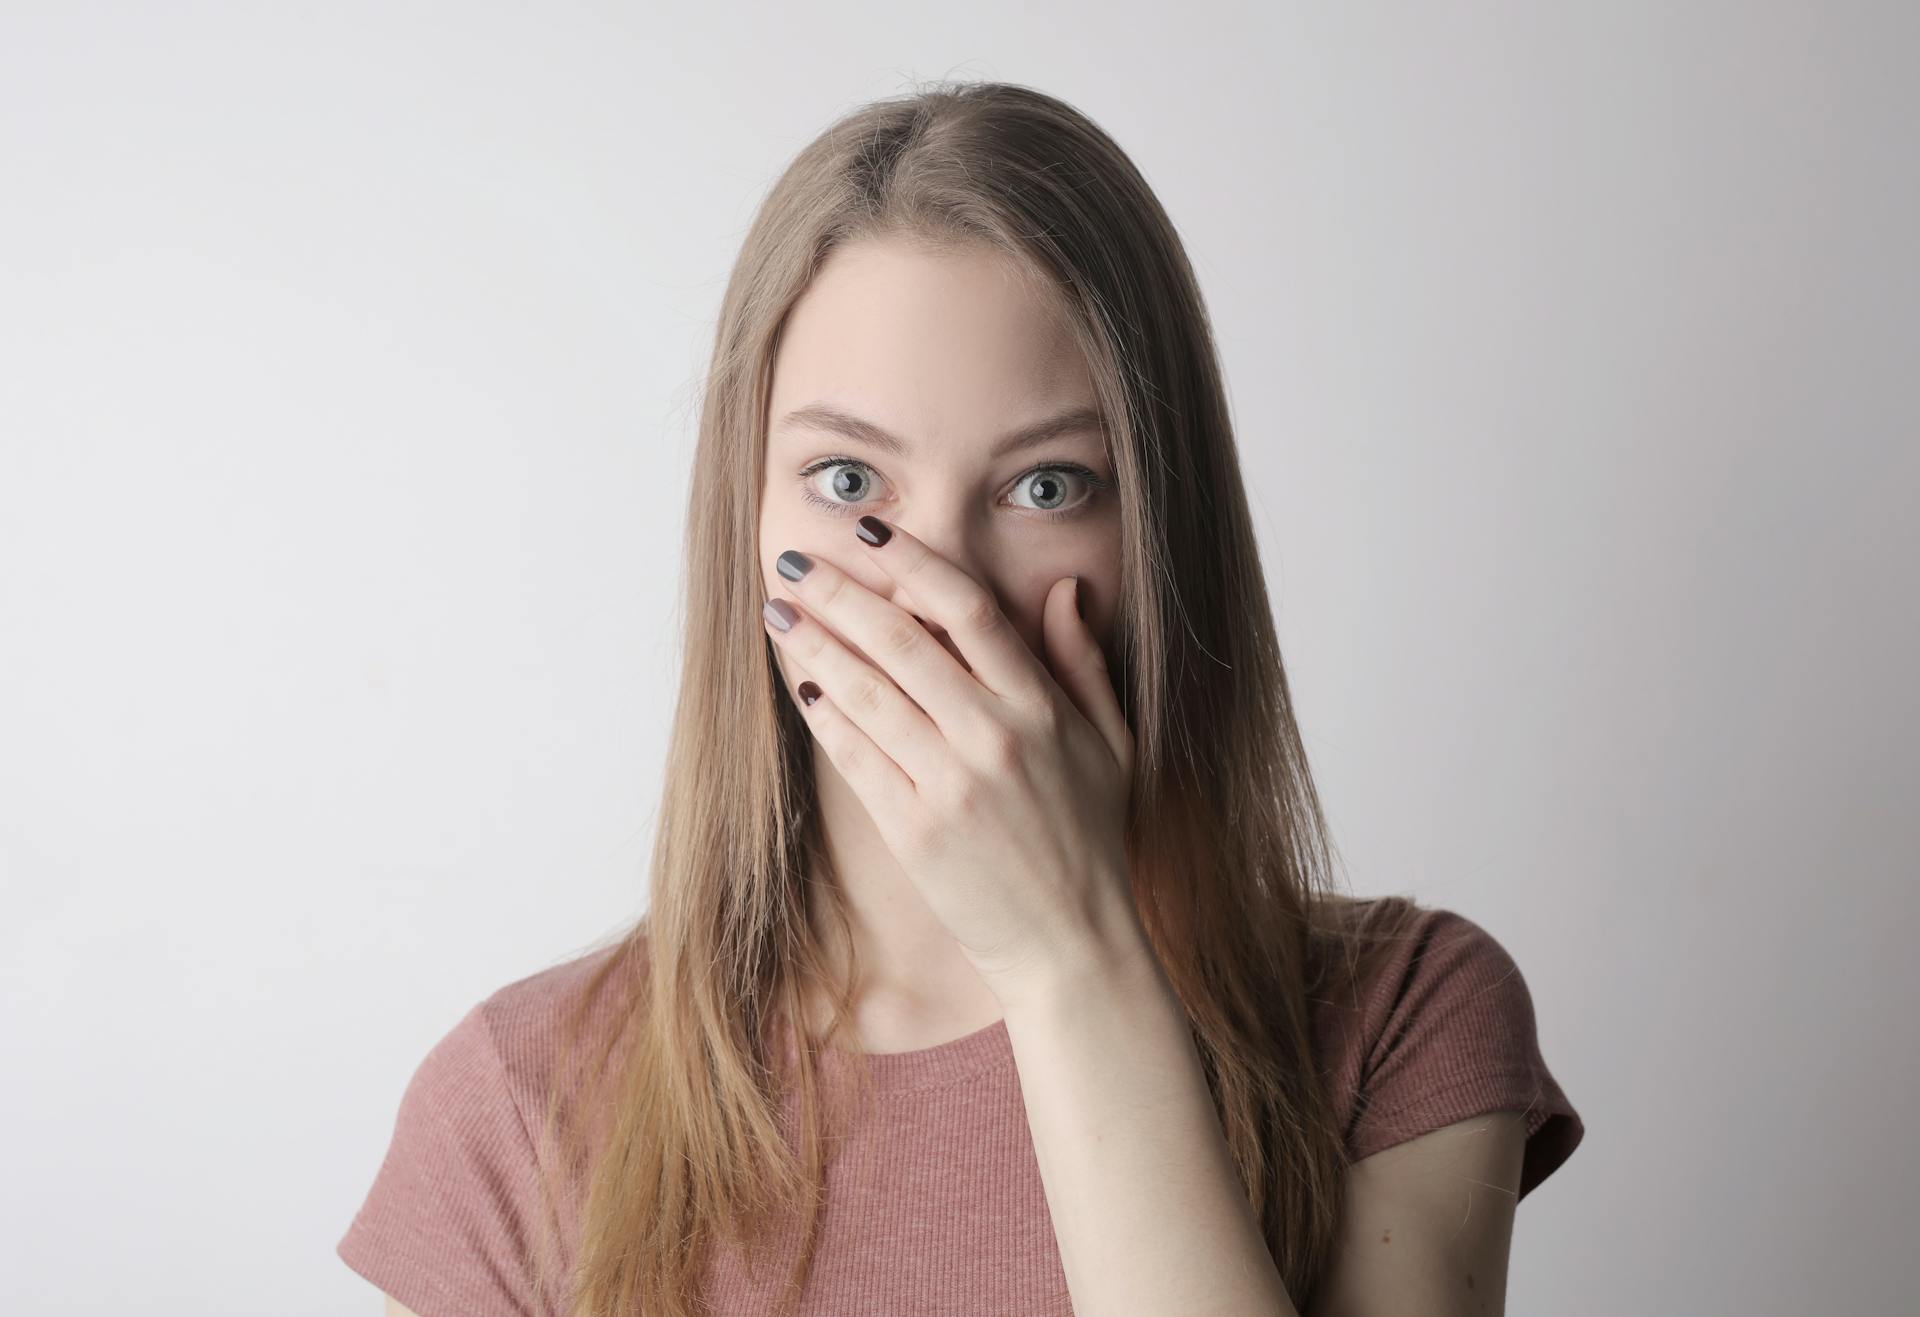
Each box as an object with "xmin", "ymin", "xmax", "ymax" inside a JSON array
[
  {"xmin": 877, "ymin": 614, "xmax": 924, "ymax": 657},
  {"xmin": 814, "ymin": 570, "xmax": 851, "ymax": 610},
  {"xmin": 885, "ymin": 795, "xmax": 940, "ymax": 852},
  {"xmin": 794, "ymin": 623, "xmax": 829, "ymax": 660},
  {"xmin": 836, "ymin": 740, "xmax": 861, "ymax": 774},
  {"xmin": 899, "ymin": 818, "xmax": 942, "ymax": 858},
  {"xmin": 975, "ymin": 724, "xmax": 1022, "ymax": 775},
  {"xmin": 941, "ymin": 770, "xmax": 986, "ymax": 817},
  {"xmin": 845, "ymin": 674, "xmax": 889, "ymax": 716},
  {"xmin": 1027, "ymin": 698, "xmax": 1063, "ymax": 740},
  {"xmin": 957, "ymin": 587, "xmax": 1002, "ymax": 634}
]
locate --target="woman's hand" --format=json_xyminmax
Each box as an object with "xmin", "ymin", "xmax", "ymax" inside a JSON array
[{"xmin": 761, "ymin": 513, "xmax": 1141, "ymax": 1005}]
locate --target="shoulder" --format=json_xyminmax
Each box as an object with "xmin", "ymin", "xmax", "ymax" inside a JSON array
[
  {"xmin": 335, "ymin": 935, "xmax": 647, "ymax": 1312},
  {"xmin": 388, "ymin": 936, "xmax": 639, "ymax": 1132},
  {"xmin": 1308, "ymin": 895, "xmax": 1584, "ymax": 1201},
  {"xmin": 468, "ymin": 935, "xmax": 644, "ymax": 1100}
]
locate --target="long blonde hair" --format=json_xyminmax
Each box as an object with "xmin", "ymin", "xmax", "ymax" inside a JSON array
[{"xmin": 524, "ymin": 78, "xmax": 1424, "ymax": 1316}]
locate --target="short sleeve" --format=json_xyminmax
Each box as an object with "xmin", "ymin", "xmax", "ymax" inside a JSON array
[
  {"xmin": 337, "ymin": 1001, "xmax": 555, "ymax": 1317},
  {"xmin": 1346, "ymin": 909, "xmax": 1584, "ymax": 1201}
]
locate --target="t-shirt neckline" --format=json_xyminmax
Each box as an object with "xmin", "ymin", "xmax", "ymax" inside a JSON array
[{"xmin": 774, "ymin": 1012, "xmax": 1016, "ymax": 1093}]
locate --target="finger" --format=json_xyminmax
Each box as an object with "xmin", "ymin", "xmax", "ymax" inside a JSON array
[
  {"xmin": 1041, "ymin": 576, "xmax": 1135, "ymax": 776},
  {"xmin": 762, "ymin": 592, "xmax": 948, "ymax": 791},
  {"xmin": 776, "ymin": 666, "xmax": 921, "ymax": 829},
  {"xmin": 772, "ymin": 545, "xmax": 988, "ymax": 743},
  {"xmin": 847, "ymin": 514, "xmax": 1051, "ymax": 705}
]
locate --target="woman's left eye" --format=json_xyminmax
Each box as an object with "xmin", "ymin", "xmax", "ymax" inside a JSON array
[{"xmin": 795, "ymin": 457, "xmax": 1111, "ymax": 521}]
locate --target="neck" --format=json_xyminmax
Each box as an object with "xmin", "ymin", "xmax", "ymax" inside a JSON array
[{"xmin": 800, "ymin": 746, "xmax": 1003, "ymax": 1042}]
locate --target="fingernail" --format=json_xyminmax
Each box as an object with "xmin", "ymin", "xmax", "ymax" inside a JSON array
[
  {"xmin": 776, "ymin": 550, "xmax": 813, "ymax": 581},
  {"xmin": 855, "ymin": 516, "xmax": 891, "ymax": 546},
  {"xmin": 797, "ymin": 680, "xmax": 821, "ymax": 706},
  {"xmin": 763, "ymin": 598, "xmax": 798, "ymax": 631}
]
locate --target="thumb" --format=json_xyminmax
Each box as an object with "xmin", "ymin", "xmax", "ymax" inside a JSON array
[{"xmin": 1043, "ymin": 576, "xmax": 1131, "ymax": 773}]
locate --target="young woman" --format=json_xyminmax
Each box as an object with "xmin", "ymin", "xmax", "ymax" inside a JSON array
[{"xmin": 338, "ymin": 81, "xmax": 1583, "ymax": 1317}]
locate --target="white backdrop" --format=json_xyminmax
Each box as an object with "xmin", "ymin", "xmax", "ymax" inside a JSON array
[{"xmin": 2, "ymin": 3, "xmax": 1913, "ymax": 1313}]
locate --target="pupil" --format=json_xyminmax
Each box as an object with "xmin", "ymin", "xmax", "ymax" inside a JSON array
[
  {"xmin": 833, "ymin": 468, "xmax": 864, "ymax": 500},
  {"xmin": 1033, "ymin": 474, "xmax": 1062, "ymax": 508}
]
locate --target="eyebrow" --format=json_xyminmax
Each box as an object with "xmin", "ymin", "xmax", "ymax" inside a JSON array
[{"xmin": 773, "ymin": 402, "xmax": 1108, "ymax": 461}]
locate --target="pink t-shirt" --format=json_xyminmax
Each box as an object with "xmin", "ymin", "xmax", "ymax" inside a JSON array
[{"xmin": 337, "ymin": 899, "xmax": 1583, "ymax": 1314}]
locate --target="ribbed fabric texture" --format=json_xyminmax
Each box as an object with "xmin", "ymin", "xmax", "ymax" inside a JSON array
[{"xmin": 337, "ymin": 900, "xmax": 1583, "ymax": 1315}]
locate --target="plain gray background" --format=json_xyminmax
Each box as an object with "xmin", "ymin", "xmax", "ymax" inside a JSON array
[{"xmin": 2, "ymin": 3, "xmax": 1914, "ymax": 1313}]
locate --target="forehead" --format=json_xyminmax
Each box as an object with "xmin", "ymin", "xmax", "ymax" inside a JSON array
[{"xmin": 768, "ymin": 238, "xmax": 1095, "ymax": 437}]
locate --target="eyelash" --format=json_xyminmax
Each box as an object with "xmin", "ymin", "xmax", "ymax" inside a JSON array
[{"xmin": 795, "ymin": 455, "xmax": 1114, "ymax": 522}]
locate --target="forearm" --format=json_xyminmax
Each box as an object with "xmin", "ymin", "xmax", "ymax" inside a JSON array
[{"xmin": 999, "ymin": 914, "xmax": 1297, "ymax": 1317}]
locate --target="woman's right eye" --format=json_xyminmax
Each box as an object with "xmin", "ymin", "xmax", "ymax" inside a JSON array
[{"xmin": 796, "ymin": 457, "xmax": 886, "ymax": 515}]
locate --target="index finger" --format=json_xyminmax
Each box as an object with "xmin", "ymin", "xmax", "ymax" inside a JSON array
[{"xmin": 850, "ymin": 514, "xmax": 1052, "ymax": 705}]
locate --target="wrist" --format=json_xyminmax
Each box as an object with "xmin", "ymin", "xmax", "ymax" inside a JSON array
[{"xmin": 993, "ymin": 890, "xmax": 1166, "ymax": 1019}]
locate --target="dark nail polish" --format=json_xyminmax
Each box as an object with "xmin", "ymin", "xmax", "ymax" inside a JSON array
[
  {"xmin": 797, "ymin": 680, "xmax": 821, "ymax": 706},
  {"xmin": 776, "ymin": 550, "xmax": 812, "ymax": 581},
  {"xmin": 855, "ymin": 516, "xmax": 891, "ymax": 547}
]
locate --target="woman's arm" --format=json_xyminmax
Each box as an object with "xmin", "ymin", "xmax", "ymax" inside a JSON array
[
  {"xmin": 1003, "ymin": 916, "xmax": 1534, "ymax": 1317},
  {"xmin": 1309, "ymin": 1110, "xmax": 1527, "ymax": 1316},
  {"xmin": 999, "ymin": 921, "xmax": 1298, "ymax": 1317}
]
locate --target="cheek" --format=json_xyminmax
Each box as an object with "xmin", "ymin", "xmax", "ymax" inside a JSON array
[
  {"xmin": 758, "ymin": 500, "xmax": 814, "ymax": 588},
  {"xmin": 756, "ymin": 539, "xmax": 785, "ymax": 601}
]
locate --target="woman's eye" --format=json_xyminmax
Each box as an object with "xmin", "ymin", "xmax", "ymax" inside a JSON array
[
  {"xmin": 798, "ymin": 458, "xmax": 889, "ymax": 513},
  {"xmin": 1008, "ymin": 467, "xmax": 1097, "ymax": 515},
  {"xmin": 795, "ymin": 457, "xmax": 1110, "ymax": 521}
]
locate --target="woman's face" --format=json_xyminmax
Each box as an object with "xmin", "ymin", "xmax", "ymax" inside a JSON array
[{"xmin": 758, "ymin": 236, "xmax": 1122, "ymax": 705}]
